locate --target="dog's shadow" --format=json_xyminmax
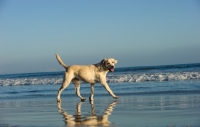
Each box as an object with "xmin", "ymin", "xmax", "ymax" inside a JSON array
[{"xmin": 57, "ymin": 100, "xmax": 118, "ymax": 127}]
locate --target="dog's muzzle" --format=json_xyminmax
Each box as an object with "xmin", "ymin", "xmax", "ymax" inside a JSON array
[{"xmin": 109, "ymin": 66, "xmax": 115, "ymax": 72}]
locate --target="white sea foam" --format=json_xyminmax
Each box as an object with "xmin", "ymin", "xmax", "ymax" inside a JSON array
[
  {"xmin": 107, "ymin": 72, "xmax": 200, "ymax": 83},
  {"xmin": 0, "ymin": 78, "xmax": 63, "ymax": 86},
  {"xmin": 0, "ymin": 72, "xmax": 200, "ymax": 86}
]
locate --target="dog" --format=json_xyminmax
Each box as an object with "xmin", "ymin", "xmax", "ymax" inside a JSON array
[{"xmin": 55, "ymin": 54, "xmax": 118, "ymax": 102}]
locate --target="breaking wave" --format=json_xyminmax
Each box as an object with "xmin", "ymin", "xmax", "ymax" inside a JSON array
[
  {"xmin": 107, "ymin": 72, "xmax": 200, "ymax": 83},
  {"xmin": 0, "ymin": 71, "xmax": 200, "ymax": 86}
]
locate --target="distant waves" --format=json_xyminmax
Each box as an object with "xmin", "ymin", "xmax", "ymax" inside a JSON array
[
  {"xmin": 107, "ymin": 72, "xmax": 200, "ymax": 83},
  {"xmin": 0, "ymin": 71, "xmax": 200, "ymax": 86}
]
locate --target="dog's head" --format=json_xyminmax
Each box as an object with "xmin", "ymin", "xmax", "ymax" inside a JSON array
[{"xmin": 101, "ymin": 58, "xmax": 117, "ymax": 72}]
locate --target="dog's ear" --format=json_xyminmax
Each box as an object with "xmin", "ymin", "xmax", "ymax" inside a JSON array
[
  {"xmin": 114, "ymin": 59, "xmax": 118, "ymax": 64},
  {"xmin": 101, "ymin": 59, "xmax": 106, "ymax": 65}
]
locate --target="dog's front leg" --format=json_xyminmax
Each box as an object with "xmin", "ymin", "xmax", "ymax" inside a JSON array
[
  {"xmin": 100, "ymin": 78, "xmax": 118, "ymax": 99},
  {"xmin": 89, "ymin": 83, "xmax": 95, "ymax": 101}
]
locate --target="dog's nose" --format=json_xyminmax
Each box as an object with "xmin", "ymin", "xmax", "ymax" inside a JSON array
[{"xmin": 111, "ymin": 65, "xmax": 114, "ymax": 68}]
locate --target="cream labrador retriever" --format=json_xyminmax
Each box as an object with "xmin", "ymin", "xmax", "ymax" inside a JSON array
[{"xmin": 55, "ymin": 54, "xmax": 118, "ymax": 102}]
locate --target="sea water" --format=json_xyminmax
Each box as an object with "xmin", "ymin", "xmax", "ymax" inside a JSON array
[{"xmin": 0, "ymin": 63, "xmax": 200, "ymax": 100}]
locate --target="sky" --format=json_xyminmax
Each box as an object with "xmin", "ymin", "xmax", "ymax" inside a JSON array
[{"xmin": 0, "ymin": 0, "xmax": 200, "ymax": 74}]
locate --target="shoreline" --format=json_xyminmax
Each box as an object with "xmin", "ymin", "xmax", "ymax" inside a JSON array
[{"xmin": 1, "ymin": 94, "xmax": 200, "ymax": 127}]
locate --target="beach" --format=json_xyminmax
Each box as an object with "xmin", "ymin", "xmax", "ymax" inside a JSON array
[
  {"xmin": 1, "ymin": 93, "xmax": 200, "ymax": 127},
  {"xmin": 1, "ymin": 64, "xmax": 200, "ymax": 127},
  {"xmin": 1, "ymin": 1, "xmax": 200, "ymax": 126}
]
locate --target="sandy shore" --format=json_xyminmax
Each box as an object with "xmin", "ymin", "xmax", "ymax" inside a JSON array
[{"xmin": 0, "ymin": 94, "xmax": 200, "ymax": 127}]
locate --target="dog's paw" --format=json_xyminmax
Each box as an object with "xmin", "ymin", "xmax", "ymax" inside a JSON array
[
  {"xmin": 81, "ymin": 98, "xmax": 86, "ymax": 102},
  {"xmin": 113, "ymin": 96, "xmax": 119, "ymax": 99}
]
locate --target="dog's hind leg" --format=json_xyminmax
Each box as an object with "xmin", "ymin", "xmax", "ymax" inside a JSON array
[
  {"xmin": 57, "ymin": 72, "xmax": 73, "ymax": 102},
  {"xmin": 72, "ymin": 78, "xmax": 86, "ymax": 101}
]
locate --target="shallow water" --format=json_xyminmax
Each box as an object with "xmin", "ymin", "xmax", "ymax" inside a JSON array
[
  {"xmin": 0, "ymin": 80, "xmax": 200, "ymax": 100},
  {"xmin": 0, "ymin": 94, "xmax": 200, "ymax": 127}
]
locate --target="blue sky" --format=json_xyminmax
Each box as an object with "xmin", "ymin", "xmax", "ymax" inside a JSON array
[{"xmin": 0, "ymin": 0, "xmax": 200, "ymax": 74}]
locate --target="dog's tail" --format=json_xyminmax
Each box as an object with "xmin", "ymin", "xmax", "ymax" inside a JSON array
[{"xmin": 55, "ymin": 54, "xmax": 68, "ymax": 69}]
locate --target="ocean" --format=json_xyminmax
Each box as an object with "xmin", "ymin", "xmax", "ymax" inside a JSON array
[
  {"xmin": 1, "ymin": 63, "xmax": 200, "ymax": 127},
  {"xmin": 0, "ymin": 63, "xmax": 200, "ymax": 100}
]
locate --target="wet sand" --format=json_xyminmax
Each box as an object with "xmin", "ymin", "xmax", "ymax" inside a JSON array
[{"xmin": 0, "ymin": 94, "xmax": 200, "ymax": 127}]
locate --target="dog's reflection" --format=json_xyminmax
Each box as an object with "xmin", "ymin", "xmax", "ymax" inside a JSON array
[{"xmin": 57, "ymin": 100, "xmax": 118, "ymax": 127}]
